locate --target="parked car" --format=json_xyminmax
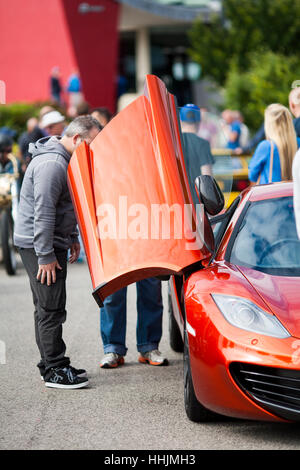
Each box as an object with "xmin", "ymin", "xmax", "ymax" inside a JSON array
[
  {"xmin": 212, "ymin": 150, "xmax": 250, "ymax": 207},
  {"xmin": 169, "ymin": 179, "xmax": 300, "ymax": 423},
  {"xmin": 68, "ymin": 75, "xmax": 300, "ymax": 423}
]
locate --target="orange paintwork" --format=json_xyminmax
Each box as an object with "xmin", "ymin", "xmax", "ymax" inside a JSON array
[
  {"xmin": 184, "ymin": 262, "xmax": 292, "ymax": 422},
  {"xmin": 179, "ymin": 183, "xmax": 300, "ymax": 422},
  {"xmin": 248, "ymin": 181, "xmax": 293, "ymax": 202},
  {"xmin": 237, "ymin": 266, "xmax": 300, "ymax": 339},
  {"xmin": 68, "ymin": 75, "xmax": 208, "ymax": 305},
  {"xmin": 69, "ymin": 72, "xmax": 300, "ymax": 422},
  {"xmin": 67, "ymin": 142, "xmax": 105, "ymax": 291}
]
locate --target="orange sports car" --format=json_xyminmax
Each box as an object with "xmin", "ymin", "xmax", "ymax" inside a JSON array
[
  {"xmin": 169, "ymin": 180, "xmax": 300, "ymax": 423},
  {"xmin": 68, "ymin": 75, "xmax": 300, "ymax": 423}
]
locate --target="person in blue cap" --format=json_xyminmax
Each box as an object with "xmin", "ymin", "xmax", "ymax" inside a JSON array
[{"xmin": 179, "ymin": 104, "xmax": 215, "ymax": 206}]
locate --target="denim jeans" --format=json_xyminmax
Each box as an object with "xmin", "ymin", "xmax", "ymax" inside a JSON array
[
  {"xmin": 100, "ymin": 278, "xmax": 163, "ymax": 356},
  {"xmin": 19, "ymin": 247, "xmax": 70, "ymax": 375}
]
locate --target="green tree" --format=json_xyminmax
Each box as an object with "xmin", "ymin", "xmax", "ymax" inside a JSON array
[
  {"xmin": 0, "ymin": 103, "xmax": 39, "ymax": 137},
  {"xmin": 189, "ymin": 0, "xmax": 300, "ymax": 86},
  {"xmin": 224, "ymin": 51, "xmax": 300, "ymax": 132},
  {"xmin": 0, "ymin": 101, "xmax": 64, "ymax": 137}
]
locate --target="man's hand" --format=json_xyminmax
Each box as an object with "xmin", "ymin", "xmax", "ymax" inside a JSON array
[
  {"xmin": 37, "ymin": 260, "xmax": 62, "ymax": 286},
  {"xmin": 69, "ymin": 242, "xmax": 81, "ymax": 264}
]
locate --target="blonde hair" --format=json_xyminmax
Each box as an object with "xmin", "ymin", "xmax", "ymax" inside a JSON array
[{"xmin": 264, "ymin": 104, "xmax": 297, "ymax": 180}]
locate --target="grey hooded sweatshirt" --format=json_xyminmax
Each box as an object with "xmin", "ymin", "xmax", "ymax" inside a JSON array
[{"xmin": 14, "ymin": 136, "xmax": 79, "ymax": 264}]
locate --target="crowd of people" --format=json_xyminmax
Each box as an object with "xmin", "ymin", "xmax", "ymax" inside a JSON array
[
  {"xmin": 187, "ymin": 87, "xmax": 300, "ymax": 190},
  {"xmin": 221, "ymin": 88, "xmax": 300, "ymax": 189},
  {"xmin": 15, "ymin": 104, "xmax": 113, "ymax": 173},
  {"xmin": 2, "ymin": 80, "xmax": 300, "ymax": 390},
  {"xmin": 49, "ymin": 67, "xmax": 84, "ymax": 115}
]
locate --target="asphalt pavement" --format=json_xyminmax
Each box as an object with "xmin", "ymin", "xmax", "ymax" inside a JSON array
[{"xmin": 1, "ymin": 255, "xmax": 300, "ymax": 451}]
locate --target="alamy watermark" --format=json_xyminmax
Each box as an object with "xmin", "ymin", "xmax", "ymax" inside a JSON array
[
  {"xmin": 95, "ymin": 196, "xmax": 205, "ymax": 251},
  {"xmin": 0, "ymin": 340, "xmax": 6, "ymax": 365},
  {"xmin": 0, "ymin": 80, "xmax": 6, "ymax": 104}
]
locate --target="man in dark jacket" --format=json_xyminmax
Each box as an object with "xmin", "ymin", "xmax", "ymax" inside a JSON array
[
  {"xmin": 179, "ymin": 104, "xmax": 215, "ymax": 207},
  {"xmin": 14, "ymin": 115, "xmax": 101, "ymax": 389},
  {"xmin": 18, "ymin": 117, "xmax": 44, "ymax": 169},
  {"xmin": 50, "ymin": 66, "xmax": 62, "ymax": 105}
]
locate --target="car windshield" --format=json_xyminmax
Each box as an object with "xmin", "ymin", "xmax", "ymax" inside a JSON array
[{"xmin": 229, "ymin": 196, "xmax": 300, "ymax": 276}]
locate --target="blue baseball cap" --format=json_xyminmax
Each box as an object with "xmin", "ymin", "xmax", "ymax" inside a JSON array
[
  {"xmin": 179, "ymin": 104, "xmax": 201, "ymax": 123},
  {"xmin": 0, "ymin": 126, "xmax": 16, "ymax": 139}
]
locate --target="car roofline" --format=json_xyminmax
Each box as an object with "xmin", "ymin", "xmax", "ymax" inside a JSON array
[{"xmin": 243, "ymin": 181, "xmax": 293, "ymax": 202}]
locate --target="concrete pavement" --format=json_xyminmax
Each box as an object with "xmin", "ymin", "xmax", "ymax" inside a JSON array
[{"xmin": 1, "ymin": 256, "xmax": 300, "ymax": 450}]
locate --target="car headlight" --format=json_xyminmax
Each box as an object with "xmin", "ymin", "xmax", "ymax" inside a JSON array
[{"xmin": 212, "ymin": 294, "xmax": 290, "ymax": 339}]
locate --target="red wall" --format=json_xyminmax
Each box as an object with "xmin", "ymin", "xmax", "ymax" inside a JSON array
[{"xmin": 0, "ymin": 0, "xmax": 119, "ymax": 111}]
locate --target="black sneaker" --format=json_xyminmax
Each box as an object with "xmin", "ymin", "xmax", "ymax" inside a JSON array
[
  {"xmin": 40, "ymin": 365, "xmax": 87, "ymax": 381},
  {"xmin": 44, "ymin": 367, "xmax": 88, "ymax": 389}
]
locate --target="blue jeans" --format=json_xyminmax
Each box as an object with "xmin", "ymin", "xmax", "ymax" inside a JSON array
[{"xmin": 100, "ymin": 278, "xmax": 163, "ymax": 356}]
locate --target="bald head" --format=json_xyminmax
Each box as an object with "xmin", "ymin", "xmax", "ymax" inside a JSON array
[
  {"xmin": 222, "ymin": 109, "xmax": 234, "ymax": 124},
  {"xmin": 27, "ymin": 117, "xmax": 38, "ymax": 132},
  {"xmin": 289, "ymin": 88, "xmax": 300, "ymax": 118}
]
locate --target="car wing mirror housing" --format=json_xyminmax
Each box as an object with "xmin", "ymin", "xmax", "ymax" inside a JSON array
[{"xmin": 195, "ymin": 175, "xmax": 224, "ymax": 216}]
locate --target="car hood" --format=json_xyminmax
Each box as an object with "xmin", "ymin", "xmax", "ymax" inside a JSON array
[{"xmin": 237, "ymin": 266, "xmax": 300, "ymax": 338}]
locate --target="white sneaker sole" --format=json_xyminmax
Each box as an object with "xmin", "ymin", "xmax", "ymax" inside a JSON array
[{"xmin": 45, "ymin": 380, "xmax": 88, "ymax": 389}]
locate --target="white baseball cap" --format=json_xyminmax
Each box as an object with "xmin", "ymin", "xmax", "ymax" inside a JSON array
[{"xmin": 40, "ymin": 110, "xmax": 65, "ymax": 128}]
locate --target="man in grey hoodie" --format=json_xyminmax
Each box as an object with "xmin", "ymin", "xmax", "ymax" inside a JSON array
[{"xmin": 14, "ymin": 115, "xmax": 101, "ymax": 389}]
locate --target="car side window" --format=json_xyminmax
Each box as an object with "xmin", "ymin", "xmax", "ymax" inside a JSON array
[{"xmin": 230, "ymin": 196, "xmax": 300, "ymax": 274}]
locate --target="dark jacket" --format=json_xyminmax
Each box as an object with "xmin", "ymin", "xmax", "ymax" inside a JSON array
[
  {"xmin": 294, "ymin": 117, "xmax": 300, "ymax": 139},
  {"xmin": 14, "ymin": 136, "xmax": 78, "ymax": 264}
]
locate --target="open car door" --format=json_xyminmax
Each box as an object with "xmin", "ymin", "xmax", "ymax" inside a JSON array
[{"xmin": 68, "ymin": 75, "xmax": 214, "ymax": 306}]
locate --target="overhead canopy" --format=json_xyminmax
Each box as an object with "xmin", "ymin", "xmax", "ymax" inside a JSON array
[{"xmin": 117, "ymin": 0, "xmax": 221, "ymax": 22}]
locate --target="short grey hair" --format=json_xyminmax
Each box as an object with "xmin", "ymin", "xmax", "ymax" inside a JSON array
[{"xmin": 64, "ymin": 115, "xmax": 102, "ymax": 138}]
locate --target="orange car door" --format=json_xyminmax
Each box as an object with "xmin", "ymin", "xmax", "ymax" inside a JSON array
[{"xmin": 68, "ymin": 75, "xmax": 212, "ymax": 306}]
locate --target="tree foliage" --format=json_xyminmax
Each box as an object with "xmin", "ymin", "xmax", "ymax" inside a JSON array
[
  {"xmin": 0, "ymin": 102, "xmax": 63, "ymax": 138},
  {"xmin": 224, "ymin": 51, "xmax": 300, "ymax": 131},
  {"xmin": 189, "ymin": 0, "xmax": 300, "ymax": 86}
]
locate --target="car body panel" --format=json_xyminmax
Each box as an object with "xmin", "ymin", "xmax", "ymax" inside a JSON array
[
  {"xmin": 237, "ymin": 266, "xmax": 300, "ymax": 339},
  {"xmin": 177, "ymin": 183, "xmax": 300, "ymax": 422},
  {"xmin": 69, "ymin": 70, "xmax": 300, "ymax": 421},
  {"xmin": 68, "ymin": 75, "xmax": 209, "ymax": 306},
  {"xmin": 248, "ymin": 181, "xmax": 293, "ymax": 202},
  {"xmin": 212, "ymin": 182, "xmax": 300, "ymax": 338},
  {"xmin": 169, "ymin": 275, "xmax": 184, "ymax": 334},
  {"xmin": 184, "ymin": 261, "xmax": 300, "ymax": 421},
  {"xmin": 67, "ymin": 141, "xmax": 105, "ymax": 291}
]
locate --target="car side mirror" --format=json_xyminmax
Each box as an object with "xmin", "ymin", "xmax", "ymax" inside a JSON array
[
  {"xmin": 193, "ymin": 175, "xmax": 224, "ymax": 255},
  {"xmin": 194, "ymin": 175, "xmax": 224, "ymax": 215}
]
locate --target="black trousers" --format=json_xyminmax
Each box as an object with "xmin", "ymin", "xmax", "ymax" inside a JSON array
[{"xmin": 19, "ymin": 248, "xmax": 70, "ymax": 376}]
